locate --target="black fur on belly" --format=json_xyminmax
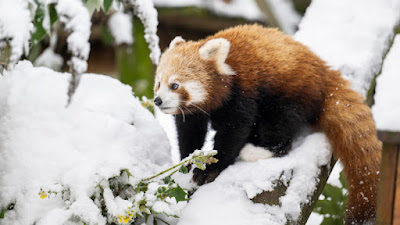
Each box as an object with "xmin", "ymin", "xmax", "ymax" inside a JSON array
[{"xmin": 249, "ymin": 88, "xmax": 322, "ymax": 156}]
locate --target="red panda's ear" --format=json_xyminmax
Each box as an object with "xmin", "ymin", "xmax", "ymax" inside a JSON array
[
  {"xmin": 169, "ymin": 36, "xmax": 186, "ymax": 49},
  {"xmin": 199, "ymin": 38, "xmax": 236, "ymax": 75}
]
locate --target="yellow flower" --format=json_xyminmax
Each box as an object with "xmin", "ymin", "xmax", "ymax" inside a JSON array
[
  {"xmin": 39, "ymin": 191, "xmax": 48, "ymax": 199},
  {"xmin": 123, "ymin": 217, "xmax": 130, "ymax": 223}
]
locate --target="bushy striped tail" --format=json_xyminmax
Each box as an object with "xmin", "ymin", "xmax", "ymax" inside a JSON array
[{"xmin": 317, "ymin": 70, "xmax": 382, "ymax": 224}]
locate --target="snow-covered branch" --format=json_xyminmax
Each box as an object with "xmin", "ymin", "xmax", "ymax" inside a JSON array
[
  {"xmin": 55, "ymin": 0, "xmax": 91, "ymax": 103},
  {"xmin": 0, "ymin": 0, "xmax": 33, "ymax": 66},
  {"xmin": 123, "ymin": 0, "xmax": 161, "ymax": 65}
]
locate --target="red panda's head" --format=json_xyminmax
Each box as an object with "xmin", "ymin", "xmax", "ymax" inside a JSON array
[{"xmin": 154, "ymin": 36, "xmax": 235, "ymax": 114}]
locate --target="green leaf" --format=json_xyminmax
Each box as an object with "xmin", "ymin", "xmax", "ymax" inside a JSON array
[
  {"xmin": 31, "ymin": 5, "xmax": 47, "ymax": 46},
  {"xmin": 140, "ymin": 205, "xmax": 151, "ymax": 215},
  {"xmin": 153, "ymin": 218, "xmax": 158, "ymax": 225},
  {"xmin": 168, "ymin": 186, "xmax": 188, "ymax": 202},
  {"xmin": 163, "ymin": 176, "xmax": 171, "ymax": 184},
  {"xmin": 157, "ymin": 186, "xmax": 167, "ymax": 194},
  {"xmin": 0, "ymin": 207, "xmax": 6, "ymax": 219},
  {"xmin": 198, "ymin": 156, "xmax": 207, "ymax": 163},
  {"xmin": 194, "ymin": 162, "xmax": 205, "ymax": 170},
  {"xmin": 179, "ymin": 166, "xmax": 189, "ymax": 174},
  {"xmin": 103, "ymin": 0, "xmax": 113, "ymax": 12},
  {"xmin": 85, "ymin": 0, "xmax": 102, "ymax": 15},
  {"xmin": 136, "ymin": 182, "xmax": 148, "ymax": 193},
  {"xmin": 49, "ymin": 4, "xmax": 58, "ymax": 25}
]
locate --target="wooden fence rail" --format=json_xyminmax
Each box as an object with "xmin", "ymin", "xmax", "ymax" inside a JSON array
[{"xmin": 377, "ymin": 131, "xmax": 400, "ymax": 225}]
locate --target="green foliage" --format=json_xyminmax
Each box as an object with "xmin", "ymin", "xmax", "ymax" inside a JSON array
[
  {"xmin": 103, "ymin": 0, "xmax": 114, "ymax": 13},
  {"xmin": 31, "ymin": 3, "xmax": 46, "ymax": 46},
  {"xmin": 0, "ymin": 203, "xmax": 15, "ymax": 219},
  {"xmin": 84, "ymin": 0, "xmax": 102, "ymax": 15},
  {"xmin": 32, "ymin": 150, "xmax": 218, "ymax": 224},
  {"xmin": 313, "ymin": 172, "xmax": 348, "ymax": 225},
  {"xmin": 31, "ymin": 2, "xmax": 58, "ymax": 47}
]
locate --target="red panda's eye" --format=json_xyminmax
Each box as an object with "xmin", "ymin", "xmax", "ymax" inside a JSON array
[{"xmin": 171, "ymin": 83, "xmax": 179, "ymax": 90}]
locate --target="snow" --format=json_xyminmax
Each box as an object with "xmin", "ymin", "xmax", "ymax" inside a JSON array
[
  {"xmin": 56, "ymin": 0, "xmax": 91, "ymax": 75},
  {"xmin": 174, "ymin": 133, "xmax": 332, "ymax": 225},
  {"xmin": 0, "ymin": 0, "xmax": 33, "ymax": 64},
  {"xmin": 295, "ymin": 0, "xmax": 400, "ymax": 96},
  {"xmin": 156, "ymin": 0, "xmax": 400, "ymax": 224},
  {"xmin": 128, "ymin": 0, "xmax": 161, "ymax": 65},
  {"xmin": 108, "ymin": 11, "xmax": 134, "ymax": 45},
  {"xmin": 154, "ymin": 0, "xmax": 300, "ymax": 34},
  {"xmin": 0, "ymin": 61, "xmax": 171, "ymax": 224},
  {"xmin": 306, "ymin": 212, "xmax": 324, "ymax": 225},
  {"xmin": 34, "ymin": 48, "xmax": 64, "ymax": 71},
  {"xmin": 154, "ymin": 0, "xmax": 265, "ymax": 21},
  {"xmin": 264, "ymin": 0, "xmax": 301, "ymax": 35},
  {"xmin": 372, "ymin": 34, "xmax": 400, "ymax": 131},
  {"xmin": 327, "ymin": 162, "xmax": 344, "ymax": 189}
]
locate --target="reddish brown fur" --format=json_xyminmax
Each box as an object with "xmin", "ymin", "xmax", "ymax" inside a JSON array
[{"xmin": 157, "ymin": 24, "xmax": 381, "ymax": 223}]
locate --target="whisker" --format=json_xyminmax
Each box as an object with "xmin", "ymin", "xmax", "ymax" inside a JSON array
[
  {"xmin": 181, "ymin": 101, "xmax": 210, "ymax": 116},
  {"xmin": 182, "ymin": 105, "xmax": 194, "ymax": 114},
  {"xmin": 178, "ymin": 107, "xmax": 186, "ymax": 122}
]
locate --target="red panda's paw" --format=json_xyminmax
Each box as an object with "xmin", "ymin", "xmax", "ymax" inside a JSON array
[{"xmin": 192, "ymin": 167, "xmax": 222, "ymax": 185}]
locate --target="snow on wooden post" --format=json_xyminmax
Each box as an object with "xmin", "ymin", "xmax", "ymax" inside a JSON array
[
  {"xmin": 252, "ymin": 158, "xmax": 336, "ymax": 224},
  {"xmin": 372, "ymin": 34, "xmax": 400, "ymax": 225}
]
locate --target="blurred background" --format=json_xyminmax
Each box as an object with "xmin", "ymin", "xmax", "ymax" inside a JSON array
[{"xmin": 26, "ymin": 0, "xmax": 311, "ymax": 99}]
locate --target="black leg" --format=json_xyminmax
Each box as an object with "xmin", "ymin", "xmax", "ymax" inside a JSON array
[
  {"xmin": 193, "ymin": 95, "xmax": 257, "ymax": 185},
  {"xmin": 175, "ymin": 113, "xmax": 209, "ymax": 159}
]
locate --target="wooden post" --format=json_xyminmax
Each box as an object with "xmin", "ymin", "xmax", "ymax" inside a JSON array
[{"xmin": 376, "ymin": 131, "xmax": 400, "ymax": 225}]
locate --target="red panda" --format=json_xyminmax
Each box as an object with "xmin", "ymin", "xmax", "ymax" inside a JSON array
[{"xmin": 153, "ymin": 24, "xmax": 381, "ymax": 224}]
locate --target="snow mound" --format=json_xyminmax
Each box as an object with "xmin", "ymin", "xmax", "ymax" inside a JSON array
[
  {"xmin": 295, "ymin": 0, "xmax": 400, "ymax": 96},
  {"xmin": 372, "ymin": 34, "xmax": 400, "ymax": 131},
  {"xmin": 0, "ymin": 61, "xmax": 171, "ymax": 224}
]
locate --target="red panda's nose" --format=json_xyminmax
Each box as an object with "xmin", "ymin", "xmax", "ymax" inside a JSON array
[{"xmin": 154, "ymin": 97, "xmax": 163, "ymax": 106}]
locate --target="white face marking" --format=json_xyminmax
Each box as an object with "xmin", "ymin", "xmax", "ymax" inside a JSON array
[
  {"xmin": 168, "ymin": 75, "xmax": 177, "ymax": 84},
  {"xmin": 155, "ymin": 81, "xmax": 180, "ymax": 114},
  {"xmin": 184, "ymin": 81, "xmax": 206, "ymax": 104},
  {"xmin": 239, "ymin": 143, "xmax": 274, "ymax": 162}
]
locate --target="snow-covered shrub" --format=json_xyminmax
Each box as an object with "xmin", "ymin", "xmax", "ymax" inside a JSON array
[{"xmin": 0, "ymin": 61, "xmax": 217, "ymax": 224}]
